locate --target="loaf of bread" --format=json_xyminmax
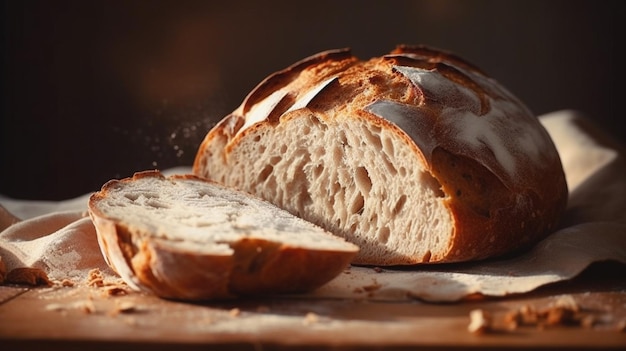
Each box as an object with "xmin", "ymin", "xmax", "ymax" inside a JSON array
[
  {"xmin": 88, "ymin": 170, "xmax": 358, "ymax": 300},
  {"xmin": 193, "ymin": 45, "xmax": 568, "ymax": 265}
]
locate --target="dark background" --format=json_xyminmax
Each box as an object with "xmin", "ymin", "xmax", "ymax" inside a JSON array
[{"xmin": 1, "ymin": 0, "xmax": 624, "ymax": 200}]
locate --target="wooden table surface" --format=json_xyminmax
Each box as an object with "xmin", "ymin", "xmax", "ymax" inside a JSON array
[{"xmin": 1, "ymin": 261, "xmax": 625, "ymax": 351}]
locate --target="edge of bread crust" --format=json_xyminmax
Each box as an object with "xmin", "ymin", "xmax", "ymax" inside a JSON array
[{"xmin": 88, "ymin": 170, "xmax": 358, "ymax": 300}]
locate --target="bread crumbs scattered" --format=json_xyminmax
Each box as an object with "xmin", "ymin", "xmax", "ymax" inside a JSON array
[
  {"xmin": 468, "ymin": 309, "xmax": 492, "ymax": 334},
  {"xmin": 303, "ymin": 312, "xmax": 319, "ymax": 325},
  {"xmin": 5, "ymin": 267, "xmax": 52, "ymax": 286},
  {"xmin": 60, "ymin": 279, "xmax": 75, "ymax": 287},
  {"xmin": 503, "ymin": 296, "xmax": 583, "ymax": 330},
  {"xmin": 580, "ymin": 314, "xmax": 597, "ymax": 329},
  {"xmin": 103, "ymin": 285, "xmax": 129, "ymax": 296},
  {"xmin": 362, "ymin": 280, "xmax": 382, "ymax": 292},
  {"xmin": 81, "ymin": 299, "xmax": 96, "ymax": 314},
  {"xmin": 45, "ymin": 303, "xmax": 66, "ymax": 312},
  {"xmin": 229, "ymin": 308, "xmax": 241, "ymax": 317},
  {"xmin": 87, "ymin": 268, "xmax": 105, "ymax": 287},
  {"xmin": 472, "ymin": 295, "xmax": 625, "ymax": 334},
  {"xmin": 45, "ymin": 300, "xmax": 96, "ymax": 315},
  {"xmin": 114, "ymin": 301, "xmax": 137, "ymax": 314}
]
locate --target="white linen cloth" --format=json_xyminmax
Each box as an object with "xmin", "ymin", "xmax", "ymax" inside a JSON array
[{"xmin": 1, "ymin": 110, "xmax": 624, "ymax": 302}]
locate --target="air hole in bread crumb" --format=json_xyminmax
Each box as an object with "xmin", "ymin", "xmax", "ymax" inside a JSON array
[
  {"xmin": 393, "ymin": 195, "xmax": 407, "ymax": 215},
  {"xmin": 332, "ymin": 146, "xmax": 343, "ymax": 164},
  {"xmin": 382, "ymin": 156, "xmax": 398, "ymax": 176},
  {"xmin": 124, "ymin": 193, "xmax": 140, "ymax": 202},
  {"xmin": 349, "ymin": 222, "xmax": 358, "ymax": 233},
  {"xmin": 312, "ymin": 164, "xmax": 324, "ymax": 179},
  {"xmin": 360, "ymin": 220, "xmax": 370, "ymax": 234},
  {"xmin": 338, "ymin": 130, "xmax": 348, "ymax": 145},
  {"xmin": 311, "ymin": 146, "xmax": 324, "ymax": 158},
  {"xmin": 350, "ymin": 192, "xmax": 365, "ymax": 215},
  {"xmin": 354, "ymin": 167, "xmax": 372, "ymax": 194},
  {"xmin": 382, "ymin": 136, "xmax": 395, "ymax": 156},
  {"xmin": 363, "ymin": 129, "xmax": 383, "ymax": 150},
  {"xmin": 269, "ymin": 156, "xmax": 282, "ymax": 165},
  {"xmin": 258, "ymin": 165, "xmax": 273, "ymax": 182},
  {"xmin": 327, "ymin": 191, "xmax": 335, "ymax": 208},
  {"xmin": 378, "ymin": 226, "xmax": 390, "ymax": 243},
  {"xmin": 146, "ymin": 199, "xmax": 170, "ymax": 209}
]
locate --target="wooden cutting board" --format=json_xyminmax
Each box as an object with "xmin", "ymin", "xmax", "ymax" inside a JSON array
[{"xmin": 1, "ymin": 262, "xmax": 625, "ymax": 350}]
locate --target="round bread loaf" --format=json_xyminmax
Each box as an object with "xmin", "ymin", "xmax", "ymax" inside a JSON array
[
  {"xmin": 193, "ymin": 45, "xmax": 568, "ymax": 265},
  {"xmin": 88, "ymin": 170, "xmax": 358, "ymax": 300}
]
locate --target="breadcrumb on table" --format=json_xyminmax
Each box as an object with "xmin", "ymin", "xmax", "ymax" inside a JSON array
[
  {"xmin": 87, "ymin": 268, "xmax": 105, "ymax": 287},
  {"xmin": 468, "ymin": 309, "xmax": 492, "ymax": 334},
  {"xmin": 5, "ymin": 267, "xmax": 52, "ymax": 286}
]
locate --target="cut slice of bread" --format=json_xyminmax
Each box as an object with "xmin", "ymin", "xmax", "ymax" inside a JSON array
[
  {"xmin": 88, "ymin": 170, "xmax": 358, "ymax": 300},
  {"xmin": 193, "ymin": 45, "xmax": 568, "ymax": 265}
]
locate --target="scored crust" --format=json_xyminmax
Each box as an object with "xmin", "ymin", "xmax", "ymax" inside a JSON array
[
  {"xmin": 88, "ymin": 170, "xmax": 358, "ymax": 300},
  {"xmin": 193, "ymin": 45, "xmax": 568, "ymax": 265}
]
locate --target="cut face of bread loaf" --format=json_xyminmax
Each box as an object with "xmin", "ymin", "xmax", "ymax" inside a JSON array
[
  {"xmin": 88, "ymin": 170, "xmax": 358, "ymax": 300},
  {"xmin": 193, "ymin": 45, "xmax": 568, "ymax": 265}
]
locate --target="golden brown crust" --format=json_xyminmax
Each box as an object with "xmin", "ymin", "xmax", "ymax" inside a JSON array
[
  {"xmin": 228, "ymin": 237, "xmax": 355, "ymax": 295},
  {"xmin": 431, "ymin": 148, "xmax": 567, "ymax": 262},
  {"xmin": 241, "ymin": 48, "xmax": 357, "ymax": 115}
]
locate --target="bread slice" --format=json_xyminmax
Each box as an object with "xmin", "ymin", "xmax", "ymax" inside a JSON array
[
  {"xmin": 88, "ymin": 170, "xmax": 358, "ymax": 300},
  {"xmin": 193, "ymin": 45, "xmax": 568, "ymax": 265}
]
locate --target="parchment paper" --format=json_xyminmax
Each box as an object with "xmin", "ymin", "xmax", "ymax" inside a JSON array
[{"xmin": 1, "ymin": 110, "xmax": 624, "ymax": 302}]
